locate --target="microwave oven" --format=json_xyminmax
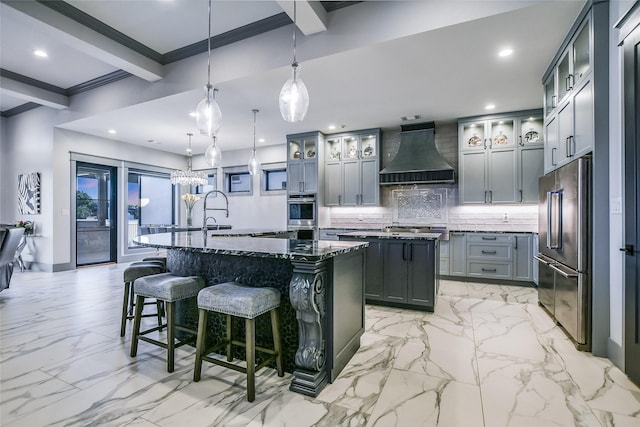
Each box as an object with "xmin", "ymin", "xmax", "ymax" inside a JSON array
[{"xmin": 288, "ymin": 195, "xmax": 316, "ymax": 227}]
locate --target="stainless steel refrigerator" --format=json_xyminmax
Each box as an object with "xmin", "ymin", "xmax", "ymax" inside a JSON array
[{"xmin": 535, "ymin": 156, "xmax": 591, "ymax": 350}]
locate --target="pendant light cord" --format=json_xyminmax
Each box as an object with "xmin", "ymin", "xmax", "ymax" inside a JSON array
[
  {"xmin": 207, "ymin": 0, "xmax": 212, "ymax": 86},
  {"xmin": 252, "ymin": 109, "xmax": 258, "ymax": 152},
  {"xmin": 292, "ymin": 0, "xmax": 297, "ymax": 65}
]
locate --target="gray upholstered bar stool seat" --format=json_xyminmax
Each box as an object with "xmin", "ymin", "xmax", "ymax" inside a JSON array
[
  {"xmin": 130, "ymin": 273, "xmax": 205, "ymax": 372},
  {"xmin": 120, "ymin": 260, "xmax": 166, "ymax": 337},
  {"xmin": 193, "ymin": 282, "xmax": 284, "ymax": 402}
]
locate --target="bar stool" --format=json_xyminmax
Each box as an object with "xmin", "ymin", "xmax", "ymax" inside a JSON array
[
  {"xmin": 130, "ymin": 273, "xmax": 205, "ymax": 372},
  {"xmin": 193, "ymin": 282, "xmax": 284, "ymax": 402},
  {"xmin": 120, "ymin": 260, "xmax": 165, "ymax": 337}
]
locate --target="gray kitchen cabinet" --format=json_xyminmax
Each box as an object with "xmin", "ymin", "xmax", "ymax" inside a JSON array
[
  {"xmin": 323, "ymin": 130, "xmax": 381, "ymax": 206},
  {"xmin": 543, "ymin": 8, "xmax": 597, "ymax": 174},
  {"xmin": 513, "ymin": 234, "xmax": 533, "ymax": 282},
  {"xmin": 287, "ymin": 132, "xmax": 322, "ymax": 194},
  {"xmin": 459, "ymin": 110, "xmax": 542, "ymax": 204},
  {"xmin": 519, "ymin": 146, "xmax": 544, "ymax": 203},
  {"xmin": 364, "ymin": 239, "xmax": 385, "ymax": 301},
  {"xmin": 384, "ymin": 241, "xmax": 408, "ymax": 303},
  {"xmin": 324, "ymin": 162, "xmax": 341, "ymax": 205},
  {"xmin": 449, "ymin": 232, "xmax": 466, "ymax": 276},
  {"xmin": 384, "ymin": 240, "xmax": 437, "ymax": 310},
  {"xmin": 439, "ymin": 240, "xmax": 450, "ymax": 275}
]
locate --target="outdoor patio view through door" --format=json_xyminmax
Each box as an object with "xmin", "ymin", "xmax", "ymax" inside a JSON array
[{"xmin": 76, "ymin": 163, "xmax": 116, "ymax": 266}]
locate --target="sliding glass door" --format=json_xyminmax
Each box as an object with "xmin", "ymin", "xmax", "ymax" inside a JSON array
[{"xmin": 76, "ymin": 163, "xmax": 117, "ymax": 266}]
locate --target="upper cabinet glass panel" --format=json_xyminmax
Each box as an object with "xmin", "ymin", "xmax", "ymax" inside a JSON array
[
  {"xmin": 326, "ymin": 137, "xmax": 341, "ymax": 162},
  {"xmin": 343, "ymin": 136, "xmax": 359, "ymax": 159},
  {"xmin": 289, "ymin": 139, "xmax": 302, "ymax": 160},
  {"xmin": 303, "ymin": 139, "xmax": 317, "ymax": 159},
  {"xmin": 461, "ymin": 122, "xmax": 486, "ymax": 151},
  {"xmin": 361, "ymin": 134, "xmax": 377, "ymax": 158},
  {"xmin": 544, "ymin": 75, "xmax": 556, "ymax": 115},
  {"xmin": 519, "ymin": 116, "xmax": 544, "ymax": 145},
  {"xmin": 489, "ymin": 119, "xmax": 515, "ymax": 148},
  {"xmin": 573, "ymin": 22, "xmax": 590, "ymax": 82},
  {"xmin": 557, "ymin": 52, "xmax": 571, "ymax": 101}
]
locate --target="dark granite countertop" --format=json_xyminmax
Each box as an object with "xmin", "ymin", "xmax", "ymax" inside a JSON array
[
  {"xmin": 133, "ymin": 231, "xmax": 368, "ymax": 262},
  {"xmin": 338, "ymin": 231, "xmax": 442, "ymax": 240}
]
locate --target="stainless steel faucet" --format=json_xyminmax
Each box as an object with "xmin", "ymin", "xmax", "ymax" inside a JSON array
[{"xmin": 202, "ymin": 190, "xmax": 229, "ymax": 231}]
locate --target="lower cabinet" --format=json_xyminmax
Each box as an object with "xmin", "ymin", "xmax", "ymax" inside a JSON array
[
  {"xmin": 439, "ymin": 232, "xmax": 534, "ymax": 283},
  {"xmin": 383, "ymin": 240, "xmax": 438, "ymax": 309},
  {"xmin": 340, "ymin": 236, "xmax": 438, "ymax": 311}
]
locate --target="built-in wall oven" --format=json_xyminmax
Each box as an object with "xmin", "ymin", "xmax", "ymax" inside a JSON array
[{"xmin": 288, "ymin": 195, "xmax": 317, "ymax": 240}]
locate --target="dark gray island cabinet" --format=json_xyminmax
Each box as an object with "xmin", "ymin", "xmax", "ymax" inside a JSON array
[
  {"xmin": 134, "ymin": 232, "xmax": 368, "ymax": 397},
  {"xmin": 339, "ymin": 231, "xmax": 441, "ymax": 311}
]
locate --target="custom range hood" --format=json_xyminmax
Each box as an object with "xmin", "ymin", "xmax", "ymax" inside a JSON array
[{"xmin": 379, "ymin": 122, "xmax": 455, "ymax": 185}]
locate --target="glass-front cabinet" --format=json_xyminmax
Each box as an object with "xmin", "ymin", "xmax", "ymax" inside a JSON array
[
  {"xmin": 543, "ymin": 14, "xmax": 592, "ymax": 118},
  {"xmin": 459, "ymin": 110, "xmax": 542, "ymax": 205},
  {"xmin": 324, "ymin": 129, "xmax": 381, "ymax": 206},
  {"xmin": 287, "ymin": 132, "xmax": 321, "ymax": 195}
]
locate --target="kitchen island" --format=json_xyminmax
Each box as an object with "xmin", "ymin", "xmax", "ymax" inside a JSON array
[{"xmin": 134, "ymin": 231, "xmax": 368, "ymax": 396}]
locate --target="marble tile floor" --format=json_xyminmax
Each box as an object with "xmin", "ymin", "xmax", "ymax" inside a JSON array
[{"xmin": 1, "ymin": 264, "xmax": 639, "ymax": 426}]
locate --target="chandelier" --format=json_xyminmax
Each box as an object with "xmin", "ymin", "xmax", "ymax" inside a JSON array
[{"xmin": 170, "ymin": 133, "xmax": 207, "ymax": 186}]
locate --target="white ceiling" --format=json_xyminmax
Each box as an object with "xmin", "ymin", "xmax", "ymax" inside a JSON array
[{"xmin": 0, "ymin": 1, "xmax": 584, "ymax": 155}]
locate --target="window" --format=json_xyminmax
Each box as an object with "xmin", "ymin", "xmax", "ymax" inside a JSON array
[
  {"xmin": 194, "ymin": 172, "xmax": 217, "ymax": 194},
  {"xmin": 223, "ymin": 166, "xmax": 253, "ymax": 195},
  {"xmin": 127, "ymin": 171, "xmax": 174, "ymax": 247},
  {"xmin": 264, "ymin": 168, "xmax": 287, "ymax": 192}
]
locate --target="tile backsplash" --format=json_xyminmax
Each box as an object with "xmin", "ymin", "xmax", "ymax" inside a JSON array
[{"xmin": 328, "ymin": 121, "xmax": 538, "ymax": 233}]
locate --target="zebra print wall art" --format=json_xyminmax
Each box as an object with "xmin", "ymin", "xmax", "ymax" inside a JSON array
[{"xmin": 17, "ymin": 172, "xmax": 41, "ymax": 215}]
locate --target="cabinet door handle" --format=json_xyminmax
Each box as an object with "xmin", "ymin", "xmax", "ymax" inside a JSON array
[
  {"xmin": 402, "ymin": 243, "xmax": 406, "ymax": 261},
  {"xmin": 566, "ymin": 137, "xmax": 572, "ymax": 158},
  {"xmin": 338, "ymin": 194, "xmax": 341, "ymax": 205},
  {"xmin": 552, "ymin": 95, "xmax": 557, "ymax": 108},
  {"xmin": 482, "ymin": 268, "xmax": 497, "ymax": 272},
  {"xmin": 489, "ymin": 190, "xmax": 493, "ymax": 203},
  {"xmin": 552, "ymin": 147, "xmax": 557, "ymax": 165},
  {"xmin": 484, "ymin": 190, "xmax": 488, "ymax": 203},
  {"xmin": 565, "ymin": 75, "xmax": 574, "ymax": 91},
  {"xmin": 519, "ymin": 135, "xmax": 523, "ymax": 146},
  {"xmin": 481, "ymin": 250, "xmax": 497, "ymax": 254},
  {"xmin": 514, "ymin": 236, "xmax": 518, "ymax": 250},
  {"xmin": 519, "ymin": 189, "xmax": 523, "ymax": 202},
  {"xmin": 482, "ymin": 236, "xmax": 497, "ymax": 240},
  {"xmin": 569, "ymin": 135, "xmax": 574, "ymax": 157}
]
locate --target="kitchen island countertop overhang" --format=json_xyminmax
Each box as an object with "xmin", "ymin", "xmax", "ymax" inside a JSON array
[{"xmin": 133, "ymin": 231, "xmax": 368, "ymax": 397}]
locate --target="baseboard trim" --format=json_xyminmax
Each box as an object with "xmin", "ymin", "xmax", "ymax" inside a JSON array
[
  {"xmin": 52, "ymin": 262, "xmax": 74, "ymax": 272},
  {"xmin": 607, "ymin": 338, "xmax": 624, "ymax": 371}
]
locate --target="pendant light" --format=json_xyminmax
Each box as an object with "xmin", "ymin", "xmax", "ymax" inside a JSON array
[
  {"xmin": 279, "ymin": 0, "xmax": 309, "ymax": 122},
  {"xmin": 170, "ymin": 133, "xmax": 207, "ymax": 186},
  {"xmin": 195, "ymin": 0, "xmax": 222, "ymax": 136},
  {"xmin": 204, "ymin": 135, "xmax": 222, "ymax": 168},
  {"xmin": 248, "ymin": 109, "xmax": 261, "ymax": 176}
]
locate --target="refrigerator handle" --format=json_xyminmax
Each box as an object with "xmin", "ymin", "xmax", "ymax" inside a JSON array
[
  {"xmin": 549, "ymin": 191, "xmax": 562, "ymax": 249},
  {"xmin": 550, "ymin": 263, "xmax": 578, "ymax": 278},
  {"xmin": 546, "ymin": 191, "xmax": 553, "ymax": 249}
]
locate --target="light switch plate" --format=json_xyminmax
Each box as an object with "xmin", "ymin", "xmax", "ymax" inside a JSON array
[{"xmin": 611, "ymin": 197, "xmax": 622, "ymax": 214}]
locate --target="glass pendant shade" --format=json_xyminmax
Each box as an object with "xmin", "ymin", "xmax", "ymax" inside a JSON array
[
  {"xmin": 248, "ymin": 150, "xmax": 260, "ymax": 176},
  {"xmin": 195, "ymin": 85, "xmax": 222, "ymax": 136},
  {"xmin": 279, "ymin": 63, "xmax": 309, "ymax": 122},
  {"xmin": 204, "ymin": 136, "xmax": 222, "ymax": 168}
]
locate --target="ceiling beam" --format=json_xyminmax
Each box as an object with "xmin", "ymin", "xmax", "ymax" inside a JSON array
[
  {"xmin": 3, "ymin": 1, "xmax": 164, "ymax": 82},
  {"xmin": 0, "ymin": 76, "xmax": 69, "ymax": 109},
  {"xmin": 276, "ymin": 0, "xmax": 328, "ymax": 35}
]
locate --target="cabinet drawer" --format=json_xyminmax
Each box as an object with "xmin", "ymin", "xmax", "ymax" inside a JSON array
[
  {"xmin": 467, "ymin": 261, "xmax": 512, "ymax": 279},
  {"xmin": 466, "ymin": 233, "xmax": 513, "ymax": 243},
  {"xmin": 467, "ymin": 243, "xmax": 512, "ymax": 261}
]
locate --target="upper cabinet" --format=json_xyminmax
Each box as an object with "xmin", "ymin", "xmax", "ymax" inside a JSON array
[
  {"xmin": 287, "ymin": 132, "xmax": 323, "ymax": 195},
  {"xmin": 542, "ymin": 5, "xmax": 601, "ymax": 174},
  {"xmin": 459, "ymin": 110, "xmax": 543, "ymax": 205},
  {"xmin": 324, "ymin": 129, "xmax": 381, "ymax": 206},
  {"xmin": 543, "ymin": 17, "xmax": 592, "ymax": 118}
]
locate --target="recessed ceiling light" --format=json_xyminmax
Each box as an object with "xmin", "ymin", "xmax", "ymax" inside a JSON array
[
  {"xmin": 498, "ymin": 48, "xmax": 513, "ymax": 57},
  {"xmin": 258, "ymin": 138, "xmax": 265, "ymax": 143},
  {"xmin": 401, "ymin": 115, "xmax": 420, "ymax": 121},
  {"xmin": 108, "ymin": 129, "xmax": 117, "ymax": 134},
  {"xmin": 485, "ymin": 104, "xmax": 496, "ymax": 110},
  {"xmin": 33, "ymin": 49, "xmax": 48, "ymax": 58},
  {"xmin": 189, "ymin": 112, "xmax": 196, "ymax": 117},
  {"xmin": 328, "ymin": 125, "xmax": 336, "ymax": 130}
]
